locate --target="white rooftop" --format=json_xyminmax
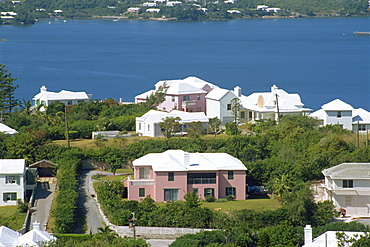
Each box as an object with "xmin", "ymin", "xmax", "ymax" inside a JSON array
[
  {"xmin": 32, "ymin": 86, "xmax": 90, "ymax": 101},
  {"xmin": 206, "ymin": 87, "xmax": 236, "ymax": 101},
  {"xmin": 321, "ymin": 99, "xmax": 354, "ymax": 111},
  {"xmin": 304, "ymin": 230, "xmax": 365, "ymax": 247},
  {"xmin": 0, "ymin": 159, "xmax": 25, "ymax": 174},
  {"xmin": 154, "ymin": 76, "xmax": 218, "ymax": 91},
  {"xmin": 240, "ymin": 85, "xmax": 311, "ymax": 113},
  {"xmin": 133, "ymin": 150, "xmax": 247, "ymax": 172},
  {"xmin": 0, "ymin": 123, "xmax": 17, "ymax": 135},
  {"xmin": 352, "ymin": 108, "xmax": 370, "ymax": 124},
  {"xmin": 322, "ymin": 163, "xmax": 370, "ymax": 179},
  {"xmin": 0, "ymin": 222, "xmax": 56, "ymax": 247},
  {"xmin": 138, "ymin": 110, "xmax": 209, "ymax": 124},
  {"xmin": 166, "ymin": 82, "xmax": 207, "ymax": 95}
]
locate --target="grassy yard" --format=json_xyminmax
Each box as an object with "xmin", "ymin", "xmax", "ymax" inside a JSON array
[
  {"xmin": 201, "ymin": 198, "xmax": 281, "ymax": 212},
  {"xmin": 0, "ymin": 206, "xmax": 27, "ymax": 230},
  {"xmin": 92, "ymin": 169, "xmax": 134, "ymax": 181}
]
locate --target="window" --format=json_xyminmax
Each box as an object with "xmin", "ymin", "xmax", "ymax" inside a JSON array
[
  {"xmin": 138, "ymin": 123, "xmax": 141, "ymax": 130},
  {"xmin": 187, "ymin": 173, "xmax": 216, "ymax": 184},
  {"xmin": 183, "ymin": 95, "xmax": 190, "ymax": 101},
  {"xmin": 192, "ymin": 188, "xmax": 199, "ymax": 195},
  {"xmin": 196, "ymin": 107, "xmax": 201, "ymax": 112},
  {"xmin": 204, "ymin": 188, "xmax": 214, "ymax": 196},
  {"xmin": 139, "ymin": 188, "xmax": 145, "ymax": 197},
  {"xmin": 197, "ymin": 94, "xmax": 201, "ymax": 100},
  {"xmin": 343, "ymin": 180, "xmax": 353, "ymax": 188},
  {"xmin": 139, "ymin": 167, "xmax": 150, "ymax": 179},
  {"xmin": 227, "ymin": 104, "xmax": 231, "ymax": 111},
  {"xmin": 6, "ymin": 176, "xmax": 17, "ymax": 184},
  {"xmin": 3, "ymin": 192, "xmax": 16, "ymax": 201},
  {"xmin": 148, "ymin": 124, "xmax": 150, "ymax": 131},
  {"xmin": 240, "ymin": 111, "xmax": 245, "ymax": 119},
  {"xmin": 249, "ymin": 111, "xmax": 253, "ymax": 119},
  {"xmin": 358, "ymin": 124, "xmax": 367, "ymax": 131},
  {"xmin": 162, "ymin": 107, "xmax": 166, "ymax": 111},
  {"xmin": 345, "ymin": 196, "xmax": 352, "ymax": 206},
  {"xmin": 67, "ymin": 100, "xmax": 72, "ymax": 105},
  {"xmin": 337, "ymin": 111, "xmax": 342, "ymax": 118},
  {"xmin": 164, "ymin": 189, "xmax": 178, "ymax": 201},
  {"xmin": 172, "ymin": 96, "xmax": 175, "ymax": 102},
  {"xmin": 225, "ymin": 187, "xmax": 236, "ymax": 196},
  {"xmin": 228, "ymin": 171, "xmax": 234, "ymax": 180},
  {"xmin": 168, "ymin": 172, "xmax": 174, "ymax": 181}
]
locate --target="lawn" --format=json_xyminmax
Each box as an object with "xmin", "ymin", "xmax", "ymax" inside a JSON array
[
  {"xmin": 92, "ymin": 169, "xmax": 134, "ymax": 181},
  {"xmin": 200, "ymin": 198, "xmax": 281, "ymax": 212},
  {"xmin": 0, "ymin": 206, "xmax": 27, "ymax": 230}
]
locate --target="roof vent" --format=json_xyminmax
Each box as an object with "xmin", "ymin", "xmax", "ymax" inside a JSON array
[{"xmin": 190, "ymin": 164, "xmax": 199, "ymax": 166}]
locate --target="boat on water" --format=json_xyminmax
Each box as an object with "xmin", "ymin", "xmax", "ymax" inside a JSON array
[{"xmin": 353, "ymin": 31, "xmax": 370, "ymax": 36}]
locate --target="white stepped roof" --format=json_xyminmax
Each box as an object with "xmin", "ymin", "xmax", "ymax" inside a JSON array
[
  {"xmin": 0, "ymin": 159, "xmax": 25, "ymax": 174},
  {"xmin": 138, "ymin": 110, "xmax": 209, "ymax": 124},
  {"xmin": 352, "ymin": 108, "xmax": 370, "ymax": 124},
  {"xmin": 135, "ymin": 89, "xmax": 156, "ymax": 100},
  {"xmin": 240, "ymin": 85, "xmax": 310, "ymax": 112},
  {"xmin": 155, "ymin": 76, "xmax": 218, "ymax": 91},
  {"xmin": 166, "ymin": 82, "xmax": 206, "ymax": 95},
  {"xmin": 18, "ymin": 228, "xmax": 56, "ymax": 246},
  {"xmin": 206, "ymin": 87, "xmax": 235, "ymax": 100},
  {"xmin": 33, "ymin": 86, "xmax": 90, "ymax": 101},
  {"xmin": 321, "ymin": 99, "xmax": 354, "ymax": 111},
  {"xmin": 0, "ymin": 123, "xmax": 17, "ymax": 135},
  {"xmin": 322, "ymin": 163, "xmax": 370, "ymax": 179},
  {"xmin": 0, "ymin": 226, "xmax": 21, "ymax": 247},
  {"xmin": 133, "ymin": 150, "xmax": 247, "ymax": 172}
]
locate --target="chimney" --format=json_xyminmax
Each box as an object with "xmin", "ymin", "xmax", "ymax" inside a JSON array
[
  {"xmin": 304, "ymin": 225, "xmax": 312, "ymax": 245},
  {"xmin": 40, "ymin": 86, "xmax": 47, "ymax": 92},
  {"xmin": 184, "ymin": 151, "xmax": 190, "ymax": 166},
  {"xmin": 271, "ymin": 85, "xmax": 278, "ymax": 92},
  {"xmin": 234, "ymin": 86, "xmax": 241, "ymax": 97},
  {"xmin": 33, "ymin": 221, "xmax": 40, "ymax": 230}
]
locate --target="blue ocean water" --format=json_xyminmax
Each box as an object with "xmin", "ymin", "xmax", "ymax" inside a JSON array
[{"xmin": 0, "ymin": 17, "xmax": 369, "ymax": 111}]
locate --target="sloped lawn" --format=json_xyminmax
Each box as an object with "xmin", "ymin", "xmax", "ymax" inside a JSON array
[
  {"xmin": 0, "ymin": 206, "xmax": 27, "ymax": 230},
  {"xmin": 201, "ymin": 198, "xmax": 280, "ymax": 212}
]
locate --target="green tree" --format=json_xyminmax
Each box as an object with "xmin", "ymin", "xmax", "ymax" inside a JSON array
[
  {"xmin": 0, "ymin": 64, "xmax": 19, "ymax": 115},
  {"xmin": 159, "ymin": 116, "xmax": 181, "ymax": 138},
  {"xmin": 186, "ymin": 121, "xmax": 205, "ymax": 138}
]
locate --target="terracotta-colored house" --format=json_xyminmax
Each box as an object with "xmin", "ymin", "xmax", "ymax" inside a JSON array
[{"xmin": 123, "ymin": 150, "xmax": 247, "ymax": 202}]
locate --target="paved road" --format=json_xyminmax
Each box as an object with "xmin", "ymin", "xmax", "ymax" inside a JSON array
[
  {"xmin": 76, "ymin": 170, "xmax": 106, "ymax": 233},
  {"xmin": 29, "ymin": 180, "xmax": 56, "ymax": 231}
]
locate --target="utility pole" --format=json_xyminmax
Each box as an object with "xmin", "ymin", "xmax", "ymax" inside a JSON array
[
  {"xmin": 65, "ymin": 105, "xmax": 70, "ymax": 148},
  {"xmin": 131, "ymin": 211, "xmax": 136, "ymax": 238},
  {"xmin": 357, "ymin": 121, "xmax": 360, "ymax": 148},
  {"xmin": 275, "ymin": 93, "xmax": 280, "ymax": 123}
]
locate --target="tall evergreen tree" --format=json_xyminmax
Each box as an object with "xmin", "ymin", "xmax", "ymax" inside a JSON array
[{"xmin": 0, "ymin": 64, "xmax": 20, "ymax": 115}]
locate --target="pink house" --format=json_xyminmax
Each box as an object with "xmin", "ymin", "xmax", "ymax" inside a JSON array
[
  {"xmin": 123, "ymin": 150, "xmax": 247, "ymax": 202},
  {"xmin": 135, "ymin": 76, "xmax": 218, "ymax": 114}
]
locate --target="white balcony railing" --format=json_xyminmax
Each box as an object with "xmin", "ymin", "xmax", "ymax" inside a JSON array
[
  {"xmin": 182, "ymin": 100, "xmax": 196, "ymax": 106},
  {"xmin": 130, "ymin": 180, "xmax": 154, "ymax": 186}
]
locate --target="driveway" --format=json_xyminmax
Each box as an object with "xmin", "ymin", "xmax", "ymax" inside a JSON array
[
  {"xmin": 75, "ymin": 170, "xmax": 106, "ymax": 233},
  {"xmin": 29, "ymin": 179, "xmax": 56, "ymax": 231}
]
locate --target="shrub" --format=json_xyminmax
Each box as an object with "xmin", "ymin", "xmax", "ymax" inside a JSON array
[{"xmin": 205, "ymin": 195, "xmax": 215, "ymax": 202}]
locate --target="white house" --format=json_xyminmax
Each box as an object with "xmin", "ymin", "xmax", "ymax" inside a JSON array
[
  {"xmin": 310, "ymin": 99, "xmax": 370, "ymax": 132},
  {"xmin": 0, "ymin": 159, "xmax": 26, "ymax": 206},
  {"xmin": 322, "ymin": 163, "xmax": 370, "ymax": 216},
  {"xmin": 143, "ymin": 2, "xmax": 156, "ymax": 6},
  {"xmin": 166, "ymin": 1, "xmax": 182, "ymax": 6},
  {"xmin": 257, "ymin": 5, "xmax": 268, "ymax": 10},
  {"xmin": 32, "ymin": 86, "xmax": 92, "ymax": 109},
  {"xmin": 205, "ymin": 87, "xmax": 238, "ymax": 123},
  {"xmin": 135, "ymin": 76, "xmax": 218, "ymax": 114},
  {"xmin": 127, "ymin": 7, "xmax": 141, "ymax": 12},
  {"xmin": 266, "ymin": 7, "xmax": 281, "ymax": 13},
  {"xmin": 303, "ymin": 225, "xmax": 365, "ymax": 247},
  {"xmin": 240, "ymin": 85, "xmax": 311, "ymax": 121},
  {"xmin": 0, "ymin": 123, "xmax": 17, "ymax": 135},
  {"xmin": 136, "ymin": 109, "xmax": 209, "ymax": 137},
  {"xmin": 0, "ymin": 222, "xmax": 56, "ymax": 247}
]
